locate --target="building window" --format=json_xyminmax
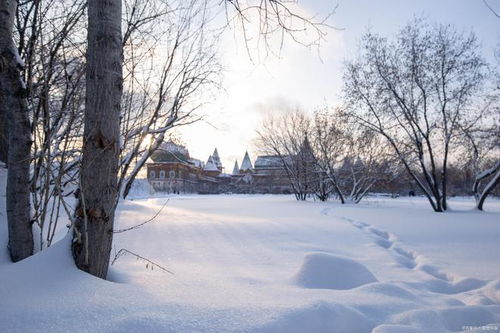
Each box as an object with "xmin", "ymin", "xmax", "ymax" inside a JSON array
[
  {"xmin": 169, "ymin": 170, "xmax": 175, "ymax": 178},
  {"xmin": 150, "ymin": 171, "xmax": 156, "ymax": 178},
  {"xmin": 159, "ymin": 170, "xmax": 165, "ymax": 179}
]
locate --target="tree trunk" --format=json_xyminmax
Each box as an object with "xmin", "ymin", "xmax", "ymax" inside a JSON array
[
  {"xmin": 72, "ymin": 0, "xmax": 123, "ymax": 279},
  {"xmin": 334, "ymin": 183, "xmax": 345, "ymax": 204},
  {"xmin": 477, "ymin": 170, "xmax": 500, "ymax": 211},
  {"xmin": 475, "ymin": 163, "xmax": 500, "ymax": 211},
  {"xmin": 441, "ymin": 166, "xmax": 448, "ymax": 211},
  {"xmin": 0, "ymin": 108, "xmax": 7, "ymax": 163},
  {"xmin": 0, "ymin": 0, "xmax": 33, "ymax": 262}
]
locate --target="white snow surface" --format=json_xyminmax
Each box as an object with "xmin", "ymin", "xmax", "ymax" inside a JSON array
[
  {"xmin": 294, "ymin": 253, "xmax": 378, "ymax": 290},
  {"xmin": 0, "ymin": 169, "xmax": 499, "ymax": 332}
]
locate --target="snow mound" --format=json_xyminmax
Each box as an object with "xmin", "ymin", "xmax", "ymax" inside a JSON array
[
  {"xmin": 386, "ymin": 306, "xmax": 500, "ymax": 333},
  {"xmin": 293, "ymin": 253, "xmax": 378, "ymax": 290},
  {"xmin": 257, "ymin": 301, "xmax": 372, "ymax": 333},
  {"xmin": 372, "ymin": 324, "xmax": 425, "ymax": 333}
]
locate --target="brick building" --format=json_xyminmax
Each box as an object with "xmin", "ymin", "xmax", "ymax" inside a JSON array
[
  {"xmin": 147, "ymin": 140, "xmax": 220, "ymax": 193},
  {"xmin": 146, "ymin": 140, "xmax": 292, "ymax": 194}
]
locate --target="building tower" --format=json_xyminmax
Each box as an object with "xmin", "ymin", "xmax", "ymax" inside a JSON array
[
  {"xmin": 240, "ymin": 151, "xmax": 253, "ymax": 172},
  {"xmin": 210, "ymin": 148, "xmax": 223, "ymax": 171},
  {"xmin": 232, "ymin": 160, "xmax": 240, "ymax": 175}
]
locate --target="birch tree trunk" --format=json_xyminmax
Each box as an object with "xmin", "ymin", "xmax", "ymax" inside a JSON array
[
  {"xmin": 72, "ymin": 0, "xmax": 122, "ymax": 279},
  {"xmin": 0, "ymin": 109, "xmax": 7, "ymax": 163},
  {"xmin": 0, "ymin": 0, "xmax": 33, "ymax": 262}
]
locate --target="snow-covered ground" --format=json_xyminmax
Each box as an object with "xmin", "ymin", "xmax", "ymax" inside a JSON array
[{"xmin": 1, "ymin": 175, "xmax": 499, "ymax": 332}]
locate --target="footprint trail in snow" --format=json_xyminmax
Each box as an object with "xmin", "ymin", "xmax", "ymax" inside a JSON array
[{"xmin": 323, "ymin": 209, "xmax": 491, "ymax": 297}]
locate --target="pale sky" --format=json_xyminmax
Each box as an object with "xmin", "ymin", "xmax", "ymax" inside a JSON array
[{"xmin": 179, "ymin": 0, "xmax": 500, "ymax": 172}]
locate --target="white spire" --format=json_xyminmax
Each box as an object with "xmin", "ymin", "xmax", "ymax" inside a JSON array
[
  {"xmin": 232, "ymin": 160, "xmax": 240, "ymax": 175},
  {"xmin": 211, "ymin": 148, "xmax": 222, "ymax": 169},
  {"xmin": 240, "ymin": 151, "xmax": 252, "ymax": 171},
  {"xmin": 204, "ymin": 156, "xmax": 218, "ymax": 171},
  {"xmin": 212, "ymin": 148, "xmax": 220, "ymax": 159}
]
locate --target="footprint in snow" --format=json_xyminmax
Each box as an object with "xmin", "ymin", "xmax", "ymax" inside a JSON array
[{"xmin": 339, "ymin": 217, "xmax": 489, "ymax": 295}]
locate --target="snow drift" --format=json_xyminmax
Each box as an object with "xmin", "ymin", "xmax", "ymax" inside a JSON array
[{"xmin": 293, "ymin": 253, "xmax": 378, "ymax": 290}]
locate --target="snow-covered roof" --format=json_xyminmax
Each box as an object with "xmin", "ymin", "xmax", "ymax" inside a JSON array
[
  {"xmin": 254, "ymin": 155, "xmax": 283, "ymax": 169},
  {"xmin": 159, "ymin": 140, "xmax": 189, "ymax": 157},
  {"xmin": 217, "ymin": 173, "xmax": 232, "ymax": 178},
  {"xmin": 204, "ymin": 156, "xmax": 219, "ymax": 171},
  {"xmin": 211, "ymin": 148, "xmax": 222, "ymax": 169},
  {"xmin": 240, "ymin": 151, "xmax": 252, "ymax": 171},
  {"xmin": 189, "ymin": 158, "xmax": 203, "ymax": 168},
  {"xmin": 232, "ymin": 160, "xmax": 240, "ymax": 175}
]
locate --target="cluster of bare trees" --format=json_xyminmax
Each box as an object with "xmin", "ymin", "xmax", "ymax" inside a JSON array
[
  {"xmin": 17, "ymin": 1, "xmax": 86, "ymax": 253},
  {"xmin": 257, "ymin": 19, "xmax": 499, "ymax": 211},
  {"xmin": 257, "ymin": 109, "xmax": 395, "ymax": 203},
  {"xmin": 1, "ymin": 0, "xmax": 328, "ymax": 278},
  {"xmin": 256, "ymin": 112, "xmax": 315, "ymax": 200},
  {"xmin": 0, "ymin": 0, "xmax": 222, "ymax": 276},
  {"xmin": 343, "ymin": 19, "xmax": 499, "ymax": 212}
]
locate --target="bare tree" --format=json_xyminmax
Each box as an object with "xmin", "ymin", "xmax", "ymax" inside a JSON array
[
  {"xmin": 15, "ymin": 0, "xmax": 86, "ymax": 250},
  {"xmin": 224, "ymin": 0, "xmax": 335, "ymax": 59},
  {"xmin": 312, "ymin": 109, "xmax": 347, "ymax": 203},
  {"xmin": 118, "ymin": 0, "xmax": 221, "ymax": 199},
  {"xmin": 72, "ymin": 0, "xmax": 123, "ymax": 279},
  {"xmin": 338, "ymin": 131, "xmax": 392, "ymax": 203},
  {"xmin": 343, "ymin": 19, "xmax": 488, "ymax": 212},
  {"xmin": 0, "ymin": 0, "xmax": 33, "ymax": 261},
  {"xmin": 459, "ymin": 89, "xmax": 500, "ymax": 210},
  {"xmin": 257, "ymin": 111, "xmax": 319, "ymax": 200},
  {"xmin": 313, "ymin": 108, "xmax": 394, "ymax": 204}
]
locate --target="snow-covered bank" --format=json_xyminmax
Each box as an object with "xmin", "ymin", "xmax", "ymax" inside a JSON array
[{"xmin": 1, "ymin": 194, "xmax": 499, "ymax": 332}]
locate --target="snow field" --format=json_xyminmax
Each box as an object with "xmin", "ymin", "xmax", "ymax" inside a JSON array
[{"xmin": 0, "ymin": 188, "xmax": 499, "ymax": 332}]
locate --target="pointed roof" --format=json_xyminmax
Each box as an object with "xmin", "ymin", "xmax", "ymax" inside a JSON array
[
  {"xmin": 206, "ymin": 154, "xmax": 213, "ymax": 165},
  {"xmin": 299, "ymin": 135, "xmax": 316, "ymax": 162},
  {"xmin": 204, "ymin": 156, "xmax": 218, "ymax": 171},
  {"xmin": 209, "ymin": 147, "xmax": 222, "ymax": 169},
  {"xmin": 232, "ymin": 160, "xmax": 240, "ymax": 175},
  {"xmin": 240, "ymin": 151, "xmax": 253, "ymax": 171},
  {"xmin": 212, "ymin": 148, "xmax": 220, "ymax": 159}
]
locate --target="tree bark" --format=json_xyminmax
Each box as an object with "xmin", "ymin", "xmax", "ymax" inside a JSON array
[
  {"xmin": 72, "ymin": 0, "xmax": 122, "ymax": 279},
  {"xmin": 0, "ymin": 0, "xmax": 33, "ymax": 262},
  {"xmin": 474, "ymin": 162, "xmax": 500, "ymax": 211},
  {"xmin": 477, "ymin": 170, "xmax": 500, "ymax": 211},
  {"xmin": 0, "ymin": 107, "xmax": 7, "ymax": 163}
]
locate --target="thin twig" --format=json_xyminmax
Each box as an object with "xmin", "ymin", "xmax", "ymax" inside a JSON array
[
  {"xmin": 113, "ymin": 199, "xmax": 169, "ymax": 233},
  {"xmin": 111, "ymin": 248, "xmax": 174, "ymax": 274},
  {"xmin": 482, "ymin": 0, "xmax": 500, "ymax": 19}
]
